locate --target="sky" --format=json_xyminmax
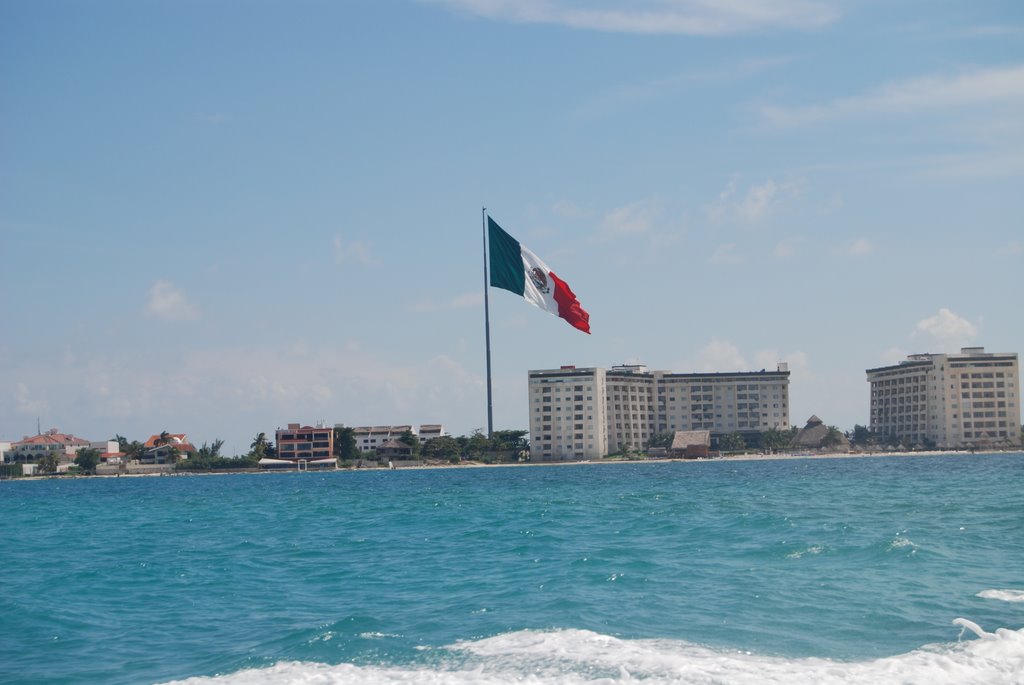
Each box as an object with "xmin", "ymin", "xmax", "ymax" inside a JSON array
[{"xmin": 2, "ymin": 0, "xmax": 1022, "ymax": 456}]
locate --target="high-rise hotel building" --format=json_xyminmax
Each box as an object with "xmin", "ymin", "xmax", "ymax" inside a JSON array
[
  {"xmin": 866, "ymin": 347, "xmax": 1020, "ymax": 449},
  {"xmin": 528, "ymin": 363, "xmax": 791, "ymax": 460}
]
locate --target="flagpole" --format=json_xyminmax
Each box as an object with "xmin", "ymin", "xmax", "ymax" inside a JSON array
[{"xmin": 482, "ymin": 206, "xmax": 494, "ymax": 439}]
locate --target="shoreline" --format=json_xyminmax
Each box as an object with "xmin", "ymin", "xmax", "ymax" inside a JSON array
[{"xmin": 6, "ymin": 448, "xmax": 1022, "ymax": 481}]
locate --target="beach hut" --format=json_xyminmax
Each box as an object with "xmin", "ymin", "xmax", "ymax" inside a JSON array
[{"xmin": 668, "ymin": 430, "xmax": 712, "ymax": 459}]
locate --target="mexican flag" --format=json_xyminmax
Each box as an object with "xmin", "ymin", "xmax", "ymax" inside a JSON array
[{"xmin": 488, "ymin": 217, "xmax": 591, "ymax": 334}]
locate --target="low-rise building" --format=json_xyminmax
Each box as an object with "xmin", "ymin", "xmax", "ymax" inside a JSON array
[
  {"xmin": 274, "ymin": 423, "xmax": 334, "ymax": 465},
  {"xmin": 5, "ymin": 429, "xmax": 89, "ymax": 465},
  {"xmin": 350, "ymin": 424, "xmax": 445, "ymax": 454},
  {"xmin": 142, "ymin": 433, "xmax": 197, "ymax": 464},
  {"xmin": 791, "ymin": 415, "xmax": 849, "ymax": 451},
  {"xmin": 668, "ymin": 430, "xmax": 712, "ymax": 459}
]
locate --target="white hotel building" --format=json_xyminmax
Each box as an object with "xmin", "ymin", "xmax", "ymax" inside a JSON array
[
  {"xmin": 528, "ymin": 363, "xmax": 791, "ymax": 461},
  {"xmin": 867, "ymin": 347, "xmax": 1020, "ymax": 449},
  {"xmin": 349, "ymin": 424, "xmax": 446, "ymax": 454}
]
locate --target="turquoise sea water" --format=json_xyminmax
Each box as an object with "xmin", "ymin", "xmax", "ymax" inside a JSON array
[{"xmin": 2, "ymin": 453, "xmax": 1022, "ymax": 684}]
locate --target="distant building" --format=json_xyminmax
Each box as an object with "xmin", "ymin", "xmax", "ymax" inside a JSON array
[
  {"xmin": 349, "ymin": 424, "xmax": 446, "ymax": 454},
  {"xmin": 866, "ymin": 347, "xmax": 1021, "ymax": 449},
  {"xmin": 273, "ymin": 423, "xmax": 334, "ymax": 467},
  {"xmin": 792, "ymin": 415, "xmax": 849, "ymax": 451},
  {"xmin": 91, "ymin": 440, "xmax": 123, "ymax": 463},
  {"xmin": 418, "ymin": 424, "xmax": 444, "ymax": 442},
  {"xmin": 668, "ymin": 430, "xmax": 712, "ymax": 459},
  {"xmin": 142, "ymin": 433, "xmax": 196, "ymax": 464},
  {"xmin": 528, "ymin": 362, "xmax": 791, "ymax": 461},
  {"xmin": 5, "ymin": 429, "xmax": 89, "ymax": 465},
  {"xmin": 376, "ymin": 439, "xmax": 414, "ymax": 460}
]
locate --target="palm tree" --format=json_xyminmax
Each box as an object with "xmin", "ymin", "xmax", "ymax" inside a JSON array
[
  {"xmin": 125, "ymin": 440, "xmax": 146, "ymax": 462},
  {"xmin": 165, "ymin": 444, "xmax": 181, "ymax": 467},
  {"xmin": 250, "ymin": 432, "xmax": 269, "ymax": 460},
  {"xmin": 822, "ymin": 425, "xmax": 844, "ymax": 448}
]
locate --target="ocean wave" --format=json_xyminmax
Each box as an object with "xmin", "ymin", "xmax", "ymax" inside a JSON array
[
  {"xmin": 786, "ymin": 544, "xmax": 826, "ymax": 559},
  {"xmin": 162, "ymin": 625, "xmax": 1024, "ymax": 685},
  {"xmin": 978, "ymin": 589, "xmax": 1024, "ymax": 603},
  {"xmin": 887, "ymin": 534, "xmax": 918, "ymax": 553}
]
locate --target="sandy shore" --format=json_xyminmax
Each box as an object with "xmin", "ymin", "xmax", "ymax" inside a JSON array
[{"xmin": 7, "ymin": 448, "xmax": 1020, "ymax": 481}]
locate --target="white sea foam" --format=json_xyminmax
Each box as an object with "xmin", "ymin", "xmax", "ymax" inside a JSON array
[
  {"xmin": 888, "ymin": 534, "xmax": 918, "ymax": 552},
  {"xmin": 786, "ymin": 544, "xmax": 825, "ymax": 559},
  {"xmin": 978, "ymin": 589, "xmax": 1024, "ymax": 603},
  {"xmin": 162, "ymin": 625, "xmax": 1024, "ymax": 685}
]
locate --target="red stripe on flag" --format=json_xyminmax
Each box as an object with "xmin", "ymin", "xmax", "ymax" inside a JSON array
[{"xmin": 548, "ymin": 271, "xmax": 591, "ymax": 334}]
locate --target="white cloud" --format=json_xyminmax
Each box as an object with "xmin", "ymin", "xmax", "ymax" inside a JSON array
[
  {"xmin": 333, "ymin": 235, "xmax": 373, "ymax": 264},
  {"xmin": 144, "ymin": 281, "xmax": 199, "ymax": 322},
  {"xmin": 15, "ymin": 382, "xmax": 49, "ymax": 416},
  {"xmin": 839, "ymin": 238, "xmax": 873, "ymax": 257},
  {"xmin": 738, "ymin": 179, "xmax": 780, "ymax": 222},
  {"xmin": 773, "ymin": 236, "xmax": 801, "ymax": 259},
  {"xmin": 707, "ymin": 178, "xmax": 738, "ymax": 223},
  {"xmin": 0, "ymin": 342, "xmax": 486, "ymax": 456},
  {"xmin": 686, "ymin": 341, "xmax": 806, "ymax": 376},
  {"xmin": 598, "ymin": 200, "xmax": 659, "ymax": 240},
  {"xmin": 570, "ymin": 57, "xmax": 793, "ymax": 120},
  {"xmin": 881, "ymin": 346, "xmax": 909, "ymax": 365},
  {"xmin": 424, "ymin": 0, "xmax": 840, "ymax": 35},
  {"xmin": 708, "ymin": 177, "xmax": 803, "ymax": 224},
  {"xmin": 754, "ymin": 349, "xmax": 810, "ymax": 379},
  {"xmin": 913, "ymin": 308, "xmax": 978, "ymax": 351},
  {"xmin": 709, "ymin": 242, "xmax": 743, "ymax": 265},
  {"xmin": 761, "ymin": 64, "xmax": 1024, "ymax": 127},
  {"xmin": 689, "ymin": 338, "xmax": 747, "ymax": 372}
]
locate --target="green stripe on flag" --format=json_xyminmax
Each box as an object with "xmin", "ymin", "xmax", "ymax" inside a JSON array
[{"xmin": 488, "ymin": 218, "xmax": 525, "ymax": 296}]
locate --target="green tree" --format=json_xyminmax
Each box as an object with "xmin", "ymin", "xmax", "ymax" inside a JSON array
[
  {"xmin": 246, "ymin": 434, "xmax": 275, "ymax": 463},
  {"xmin": 115, "ymin": 434, "xmax": 129, "ymax": 452},
  {"xmin": 491, "ymin": 429, "xmax": 529, "ymax": 452},
  {"xmin": 333, "ymin": 426, "xmax": 358, "ymax": 461},
  {"xmin": 156, "ymin": 431, "xmax": 171, "ymax": 447},
  {"xmin": 74, "ymin": 447, "xmax": 101, "ymax": 474},
  {"xmin": 37, "ymin": 452, "xmax": 60, "ymax": 474},
  {"xmin": 486, "ymin": 429, "xmax": 529, "ymax": 462},
  {"xmin": 822, "ymin": 425, "xmax": 844, "ymax": 448},
  {"xmin": 422, "ymin": 435, "xmax": 460, "ymax": 461},
  {"xmin": 464, "ymin": 430, "xmax": 490, "ymax": 459},
  {"xmin": 124, "ymin": 440, "xmax": 146, "ymax": 461},
  {"xmin": 189, "ymin": 440, "xmax": 225, "ymax": 469},
  {"xmin": 250, "ymin": 432, "xmax": 270, "ymax": 460},
  {"xmin": 719, "ymin": 432, "xmax": 746, "ymax": 452},
  {"xmin": 398, "ymin": 429, "xmax": 421, "ymax": 456},
  {"xmin": 761, "ymin": 427, "xmax": 791, "ymax": 452},
  {"xmin": 851, "ymin": 424, "xmax": 872, "ymax": 446},
  {"xmin": 646, "ymin": 432, "xmax": 674, "ymax": 449}
]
